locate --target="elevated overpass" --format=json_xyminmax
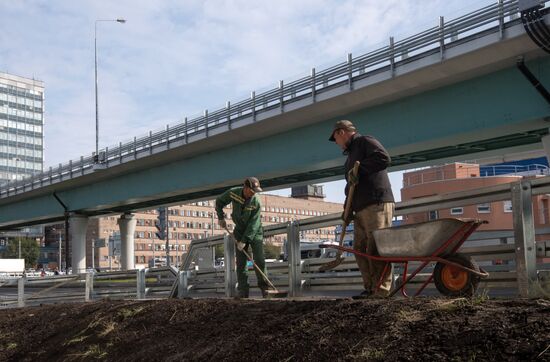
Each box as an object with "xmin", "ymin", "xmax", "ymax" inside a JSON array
[{"xmin": 0, "ymin": 0, "xmax": 549, "ymax": 271}]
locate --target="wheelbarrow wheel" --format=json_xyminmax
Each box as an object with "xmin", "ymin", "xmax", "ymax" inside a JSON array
[{"xmin": 434, "ymin": 253, "xmax": 480, "ymax": 297}]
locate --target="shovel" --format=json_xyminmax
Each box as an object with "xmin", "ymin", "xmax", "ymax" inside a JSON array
[
  {"xmin": 223, "ymin": 225, "xmax": 288, "ymax": 298},
  {"xmin": 318, "ymin": 161, "xmax": 360, "ymax": 272}
]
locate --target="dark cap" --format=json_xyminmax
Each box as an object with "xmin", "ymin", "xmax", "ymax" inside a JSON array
[
  {"xmin": 329, "ymin": 120, "xmax": 356, "ymax": 141},
  {"xmin": 244, "ymin": 177, "xmax": 262, "ymax": 192}
]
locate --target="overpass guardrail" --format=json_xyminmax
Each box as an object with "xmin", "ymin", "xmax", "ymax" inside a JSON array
[{"xmin": 2, "ymin": 0, "xmax": 546, "ymax": 198}]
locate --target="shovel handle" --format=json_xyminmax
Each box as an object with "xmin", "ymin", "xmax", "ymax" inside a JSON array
[
  {"xmin": 343, "ymin": 161, "xmax": 360, "ymax": 223},
  {"xmin": 339, "ymin": 161, "xmax": 360, "ymax": 245},
  {"xmin": 318, "ymin": 161, "xmax": 360, "ymax": 272}
]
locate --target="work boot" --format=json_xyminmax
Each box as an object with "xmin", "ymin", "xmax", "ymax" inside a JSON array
[
  {"xmin": 236, "ymin": 290, "xmax": 249, "ymax": 299},
  {"xmin": 351, "ymin": 290, "xmax": 372, "ymax": 300}
]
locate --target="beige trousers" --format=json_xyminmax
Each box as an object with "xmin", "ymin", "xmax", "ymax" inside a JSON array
[{"xmin": 353, "ymin": 202, "xmax": 394, "ymax": 295}]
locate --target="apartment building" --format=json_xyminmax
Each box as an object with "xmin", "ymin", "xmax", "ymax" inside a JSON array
[
  {"xmin": 43, "ymin": 185, "xmax": 343, "ymax": 270},
  {"xmin": 401, "ymin": 162, "xmax": 550, "ymax": 233}
]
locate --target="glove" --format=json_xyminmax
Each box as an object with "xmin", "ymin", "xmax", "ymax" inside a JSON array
[
  {"xmin": 347, "ymin": 168, "xmax": 359, "ymax": 185},
  {"xmin": 341, "ymin": 211, "xmax": 354, "ymax": 224},
  {"xmin": 236, "ymin": 241, "xmax": 246, "ymax": 251},
  {"xmin": 218, "ymin": 218, "xmax": 227, "ymax": 229}
]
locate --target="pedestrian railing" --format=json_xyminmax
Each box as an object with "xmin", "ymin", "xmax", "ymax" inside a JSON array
[
  {"xmin": 1, "ymin": 0, "xmax": 543, "ymax": 198},
  {"xmin": 2, "ymin": 175, "xmax": 550, "ymax": 307},
  {"xmin": 0, "ymin": 266, "xmax": 178, "ymax": 308}
]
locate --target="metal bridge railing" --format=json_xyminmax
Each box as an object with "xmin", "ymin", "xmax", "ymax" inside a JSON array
[{"xmin": 1, "ymin": 0, "xmax": 543, "ymax": 198}]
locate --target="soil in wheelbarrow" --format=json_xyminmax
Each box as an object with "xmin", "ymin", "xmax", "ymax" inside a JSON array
[{"xmin": 0, "ymin": 297, "xmax": 549, "ymax": 361}]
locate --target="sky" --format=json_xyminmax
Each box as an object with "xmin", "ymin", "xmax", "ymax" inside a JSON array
[{"xmin": 0, "ymin": 0, "xmax": 497, "ymax": 203}]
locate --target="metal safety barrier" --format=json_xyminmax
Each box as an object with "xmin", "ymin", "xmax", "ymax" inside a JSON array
[
  {"xmin": 0, "ymin": 266, "xmax": 178, "ymax": 308},
  {"xmin": 175, "ymin": 176, "xmax": 550, "ymax": 299},
  {"xmin": 2, "ymin": 176, "xmax": 550, "ymax": 306}
]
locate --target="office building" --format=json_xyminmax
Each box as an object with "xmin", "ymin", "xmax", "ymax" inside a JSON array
[
  {"xmin": 42, "ymin": 185, "xmax": 343, "ymax": 270},
  {"xmin": 401, "ymin": 162, "xmax": 550, "ymax": 232},
  {"xmin": 0, "ymin": 72, "xmax": 44, "ymax": 184}
]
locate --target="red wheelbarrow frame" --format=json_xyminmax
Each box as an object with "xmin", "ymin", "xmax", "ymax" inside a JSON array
[{"xmin": 321, "ymin": 219, "xmax": 489, "ymax": 297}]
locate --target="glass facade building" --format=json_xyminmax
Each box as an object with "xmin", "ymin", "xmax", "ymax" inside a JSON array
[{"xmin": 0, "ymin": 72, "xmax": 44, "ymax": 184}]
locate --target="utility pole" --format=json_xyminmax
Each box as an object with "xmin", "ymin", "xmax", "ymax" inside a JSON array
[
  {"xmin": 58, "ymin": 230, "xmax": 62, "ymax": 270},
  {"xmin": 152, "ymin": 237, "xmax": 155, "ymax": 267},
  {"xmin": 166, "ymin": 207, "xmax": 170, "ymax": 267},
  {"xmin": 155, "ymin": 207, "xmax": 167, "ymax": 267},
  {"xmin": 211, "ymin": 211, "xmax": 215, "ymax": 236},
  {"xmin": 174, "ymin": 227, "xmax": 179, "ymax": 267},
  {"xmin": 108, "ymin": 233, "xmax": 114, "ymax": 271}
]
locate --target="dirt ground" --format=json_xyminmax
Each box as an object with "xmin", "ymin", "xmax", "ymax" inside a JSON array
[{"xmin": 0, "ymin": 297, "xmax": 549, "ymax": 361}]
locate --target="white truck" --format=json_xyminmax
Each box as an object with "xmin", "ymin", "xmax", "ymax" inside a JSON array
[{"xmin": 0, "ymin": 259, "xmax": 25, "ymax": 278}]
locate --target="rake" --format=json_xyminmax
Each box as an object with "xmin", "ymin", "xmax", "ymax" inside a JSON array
[{"xmin": 224, "ymin": 225, "xmax": 287, "ymax": 298}]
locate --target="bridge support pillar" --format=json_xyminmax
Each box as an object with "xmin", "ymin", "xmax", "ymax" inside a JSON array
[
  {"xmin": 69, "ymin": 214, "xmax": 89, "ymax": 274},
  {"xmin": 118, "ymin": 213, "xmax": 137, "ymax": 270}
]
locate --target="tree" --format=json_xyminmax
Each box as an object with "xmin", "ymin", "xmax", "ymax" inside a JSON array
[
  {"xmin": 215, "ymin": 241, "xmax": 280, "ymax": 260},
  {"xmin": 263, "ymin": 241, "xmax": 281, "ymax": 260},
  {"xmin": 214, "ymin": 244, "xmax": 224, "ymax": 259},
  {"xmin": 2, "ymin": 237, "xmax": 40, "ymax": 269}
]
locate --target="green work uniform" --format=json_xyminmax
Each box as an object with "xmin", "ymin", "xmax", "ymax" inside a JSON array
[{"xmin": 215, "ymin": 187, "xmax": 267, "ymax": 295}]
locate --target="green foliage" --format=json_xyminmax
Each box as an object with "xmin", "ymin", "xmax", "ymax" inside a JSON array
[
  {"xmin": 214, "ymin": 241, "xmax": 279, "ymax": 259},
  {"xmin": 2, "ymin": 237, "xmax": 40, "ymax": 268},
  {"xmin": 264, "ymin": 241, "xmax": 281, "ymax": 259},
  {"xmin": 214, "ymin": 244, "xmax": 224, "ymax": 258}
]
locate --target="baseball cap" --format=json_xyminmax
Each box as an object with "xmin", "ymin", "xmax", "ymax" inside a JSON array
[
  {"xmin": 329, "ymin": 120, "xmax": 356, "ymax": 141},
  {"xmin": 244, "ymin": 177, "xmax": 262, "ymax": 192}
]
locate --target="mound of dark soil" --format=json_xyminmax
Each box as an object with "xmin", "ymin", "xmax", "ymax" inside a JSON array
[{"xmin": 0, "ymin": 298, "xmax": 549, "ymax": 361}]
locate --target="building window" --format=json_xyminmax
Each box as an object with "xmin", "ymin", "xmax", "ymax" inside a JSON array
[
  {"xmin": 477, "ymin": 203, "xmax": 491, "ymax": 214},
  {"xmin": 428, "ymin": 210, "xmax": 438, "ymax": 220},
  {"xmin": 503, "ymin": 200, "xmax": 512, "ymax": 213},
  {"xmin": 450, "ymin": 207, "xmax": 463, "ymax": 215}
]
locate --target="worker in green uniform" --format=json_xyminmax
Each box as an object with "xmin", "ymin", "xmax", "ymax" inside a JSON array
[{"xmin": 216, "ymin": 177, "xmax": 268, "ymax": 298}]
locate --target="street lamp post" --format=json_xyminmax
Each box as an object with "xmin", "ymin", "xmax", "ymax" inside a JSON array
[
  {"xmin": 94, "ymin": 18, "xmax": 126, "ymax": 162},
  {"xmin": 152, "ymin": 237, "xmax": 155, "ymax": 267},
  {"xmin": 58, "ymin": 231, "xmax": 62, "ymax": 269},
  {"xmin": 51, "ymin": 227, "xmax": 63, "ymax": 270},
  {"xmin": 92, "ymin": 239, "xmax": 95, "ymax": 270},
  {"xmin": 174, "ymin": 227, "xmax": 178, "ymax": 267}
]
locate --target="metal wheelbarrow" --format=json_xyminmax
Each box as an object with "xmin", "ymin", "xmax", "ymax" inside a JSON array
[{"xmin": 321, "ymin": 218, "xmax": 489, "ymax": 297}]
